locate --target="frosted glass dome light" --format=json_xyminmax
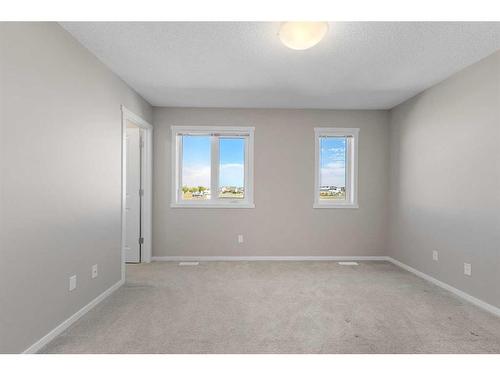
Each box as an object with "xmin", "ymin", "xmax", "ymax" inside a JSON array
[{"xmin": 278, "ymin": 22, "xmax": 329, "ymax": 50}]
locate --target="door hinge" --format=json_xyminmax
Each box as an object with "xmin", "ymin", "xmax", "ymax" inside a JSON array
[
  {"xmin": 139, "ymin": 237, "xmax": 144, "ymax": 245},
  {"xmin": 139, "ymin": 189, "xmax": 144, "ymax": 197}
]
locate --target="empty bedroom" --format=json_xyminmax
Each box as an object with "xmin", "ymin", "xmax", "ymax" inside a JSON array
[{"xmin": 1, "ymin": 1, "xmax": 500, "ymax": 372}]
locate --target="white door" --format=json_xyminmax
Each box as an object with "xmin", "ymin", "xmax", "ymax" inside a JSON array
[{"xmin": 125, "ymin": 126, "xmax": 142, "ymax": 263}]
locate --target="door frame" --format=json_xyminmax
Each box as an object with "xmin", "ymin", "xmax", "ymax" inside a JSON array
[{"xmin": 121, "ymin": 105, "xmax": 153, "ymax": 279}]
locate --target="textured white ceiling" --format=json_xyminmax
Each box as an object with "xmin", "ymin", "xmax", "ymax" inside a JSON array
[{"xmin": 60, "ymin": 22, "xmax": 500, "ymax": 109}]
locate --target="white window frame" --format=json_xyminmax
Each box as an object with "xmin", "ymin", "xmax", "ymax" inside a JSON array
[
  {"xmin": 314, "ymin": 127, "xmax": 359, "ymax": 209},
  {"xmin": 171, "ymin": 126, "xmax": 255, "ymax": 208}
]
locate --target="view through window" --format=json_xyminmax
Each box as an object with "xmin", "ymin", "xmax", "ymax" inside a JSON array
[
  {"xmin": 314, "ymin": 127, "xmax": 358, "ymax": 208},
  {"xmin": 219, "ymin": 138, "xmax": 245, "ymax": 199},
  {"xmin": 319, "ymin": 136, "xmax": 346, "ymax": 201},
  {"xmin": 172, "ymin": 126, "xmax": 254, "ymax": 207},
  {"xmin": 181, "ymin": 135, "xmax": 211, "ymax": 200}
]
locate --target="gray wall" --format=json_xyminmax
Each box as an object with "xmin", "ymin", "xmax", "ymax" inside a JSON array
[
  {"xmin": 3, "ymin": 21, "xmax": 497, "ymax": 354},
  {"xmin": 0, "ymin": 23, "xmax": 152, "ymax": 353},
  {"xmin": 153, "ymin": 108, "xmax": 389, "ymax": 257},
  {"xmin": 388, "ymin": 51, "xmax": 500, "ymax": 308}
]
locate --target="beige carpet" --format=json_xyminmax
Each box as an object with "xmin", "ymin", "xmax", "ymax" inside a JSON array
[{"xmin": 41, "ymin": 261, "xmax": 500, "ymax": 353}]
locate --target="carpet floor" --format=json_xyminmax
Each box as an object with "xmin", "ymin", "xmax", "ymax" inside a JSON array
[{"xmin": 40, "ymin": 261, "xmax": 500, "ymax": 353}]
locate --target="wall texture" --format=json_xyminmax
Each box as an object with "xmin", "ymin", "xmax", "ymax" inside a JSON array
[
  {"xmin": 0, "ymin": 23, "xmax": 152, "ymax": 353},
  {"xmin": 153, "ymin": 108, "xmax": 389, "ymax": 258},
  {"xmin": 389, "ymin": 51, "xmax": 500, "ymax": 308}
]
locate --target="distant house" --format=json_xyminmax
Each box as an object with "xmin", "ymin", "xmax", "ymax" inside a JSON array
[
  {"xmin": 220, "ymin": 186, "xmax": 244, "ymax": 194},
  {"xmin": 320, "ymin": 186, "xmax": 345, "ymax": 194}
]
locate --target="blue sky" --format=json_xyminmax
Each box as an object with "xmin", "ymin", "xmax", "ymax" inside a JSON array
[
  {"xmin": 219, "ymin": 138, "xmax": 245, "ymax": 187},
  {"xmin": 181, "ymin": 135, "xmax": 345, "ymax": 188},
  {"xmin": 182, "ymin": 136, "xmax": 244, "ymax": 188},
  {"xmin": 182, "ymin": 136, "xmax": 210, "ymax": 187},
  {"xmin": 320, "ymin": 137, "xmax": 346, "ymax": 187}
]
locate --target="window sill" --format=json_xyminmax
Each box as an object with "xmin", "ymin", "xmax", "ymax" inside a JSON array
[
  {"xmin": 313, "ymin": 203, "xmax": 359, "ymax": 209},
  {"xmin": 171, "ymin": 202, "xmax": 255, "ymax": 209}
]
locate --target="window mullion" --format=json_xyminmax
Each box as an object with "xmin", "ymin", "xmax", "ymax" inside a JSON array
[
  {"xmin": 177, "ymin": 135, "xmax": 183, "ymax": 202},
  {"xmin": 315, "ymin": 135, "xmax": 321, "ymax": 206},
  {"xmin": 345, "ymin": 137, "xmax": 352, "ymax": 203},
  {"xmin": 211, "ymin": 136, "xmax": 219, "ymax": 201},
  {"xmin": 243, "ymin": 137, "xmax": 249, "ymax": 203}
]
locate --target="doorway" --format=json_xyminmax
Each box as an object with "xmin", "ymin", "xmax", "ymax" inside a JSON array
[
  {"xmin": 125, "ymin": 123, "xmax": 142, "ymax": 263},
  {"xmin": 121, "ymin": 106, "xmax": 153, "ymax": 276}
]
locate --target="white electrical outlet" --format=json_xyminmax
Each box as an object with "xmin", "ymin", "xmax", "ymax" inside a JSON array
[
  {"xmin": 69, "ymin": 275, "xmax": 77, "ymax": 291},
  {"xmin": 432, "ymin": 250, "xmax": 439, "ymax": 261},
  {"xmin": 237, "ymin": 234, "xmax": 244, "ymax": 244},
  {"xmin": 92, "ymin": 264, "xmax": 98, "ymax": 279},
  {"xmin": 464, "ymin": 263, "xmax": 472, "ymax": 276}
]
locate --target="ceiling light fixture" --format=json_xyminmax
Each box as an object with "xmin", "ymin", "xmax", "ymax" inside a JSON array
[{"xmin": 278, "ymin": 22, "xmax": 329, "ymax": 50}]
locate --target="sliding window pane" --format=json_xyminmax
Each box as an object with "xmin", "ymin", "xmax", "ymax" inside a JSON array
[
  {"xmin": 181, "ymin": 135, "xmax": 211, "ymax": 200},
  {"xmin": 219, "ymin": 137, "xmax": 245, "ymax": 199},
  {"xmin": 319, "ymin": 137, "xmax": 346, "ymax": 201}
]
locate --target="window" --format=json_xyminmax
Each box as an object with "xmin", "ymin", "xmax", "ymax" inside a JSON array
[
  {"xmin": 314, "ymin": 127, "xmax": 359, "ymax": 208},
  {"xmin": 171, "ymin": 126, "xmax": 254, "ymax": 208}
]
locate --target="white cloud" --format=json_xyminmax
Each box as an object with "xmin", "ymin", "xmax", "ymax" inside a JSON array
[
  {"xmin": 182, "ymin": 163, "xmax": 244, "ymax": 187},
  {"xmin": 322, "ymin": 147, "xmax": 345, "ymax": 162},
  {"xmin": 320, "ymin": 161, "xmax": 345, "ymax": 187},
  {"xmin": 220, "ymin": 163, "xmax": 244, "ymax": 186},
  {"xmin": 182, "ymin": 165, "xmax": 210, "ymax": 187},
  {"xmin": 221, "ymin": 163, "xmax": 244, "ymax": 169},
  {"xmin": 329, "ymin": 147, "xmax": 345, "ymax": 153}
]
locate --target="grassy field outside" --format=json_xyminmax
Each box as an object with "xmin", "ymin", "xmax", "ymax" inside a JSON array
[
  {"xmin": 319, "ymin": 191, "xmax": 346, "ymax": 200},
  {"xmin": 182, "ymin": 186, "xmax": 244, "ymax": 200},
  {"xmin": 182, "ymin": 191, "xmax": 210, "ymax": 200},
  {"xmin": 219, "ymin": 191, "xmax": 244, "ymax": 199}
]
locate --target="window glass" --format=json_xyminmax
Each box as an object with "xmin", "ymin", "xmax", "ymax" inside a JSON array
[
  {"xmin": 319, "ymin": 136, "xmax": 346, "ymax": 201},
  {"xmin": 181, "ymin": 135, "xmax": 211, "ymax": 200},
  {"xmin": 219, "ymin": 138, "xmax": 245, "ymax": 199},
  {"xmin": 172, "ymin": 127, "xmax": 254, "ymax": 208}
]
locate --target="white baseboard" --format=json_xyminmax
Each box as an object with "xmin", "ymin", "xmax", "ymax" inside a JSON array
[
  {"xmin": 21, "ymin": 256, "xmax": 499, "ymax": 353},
  {"xmin": 152, "ymin": 255, "xmax": 388, "ymax": 262},
  {"xmin": 387, "ymin": 257, "xmax": 500, "ymax": 318},
  {"xmin": 22, "ymin": 278, "xmax": 125, "ymax": 354}
]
